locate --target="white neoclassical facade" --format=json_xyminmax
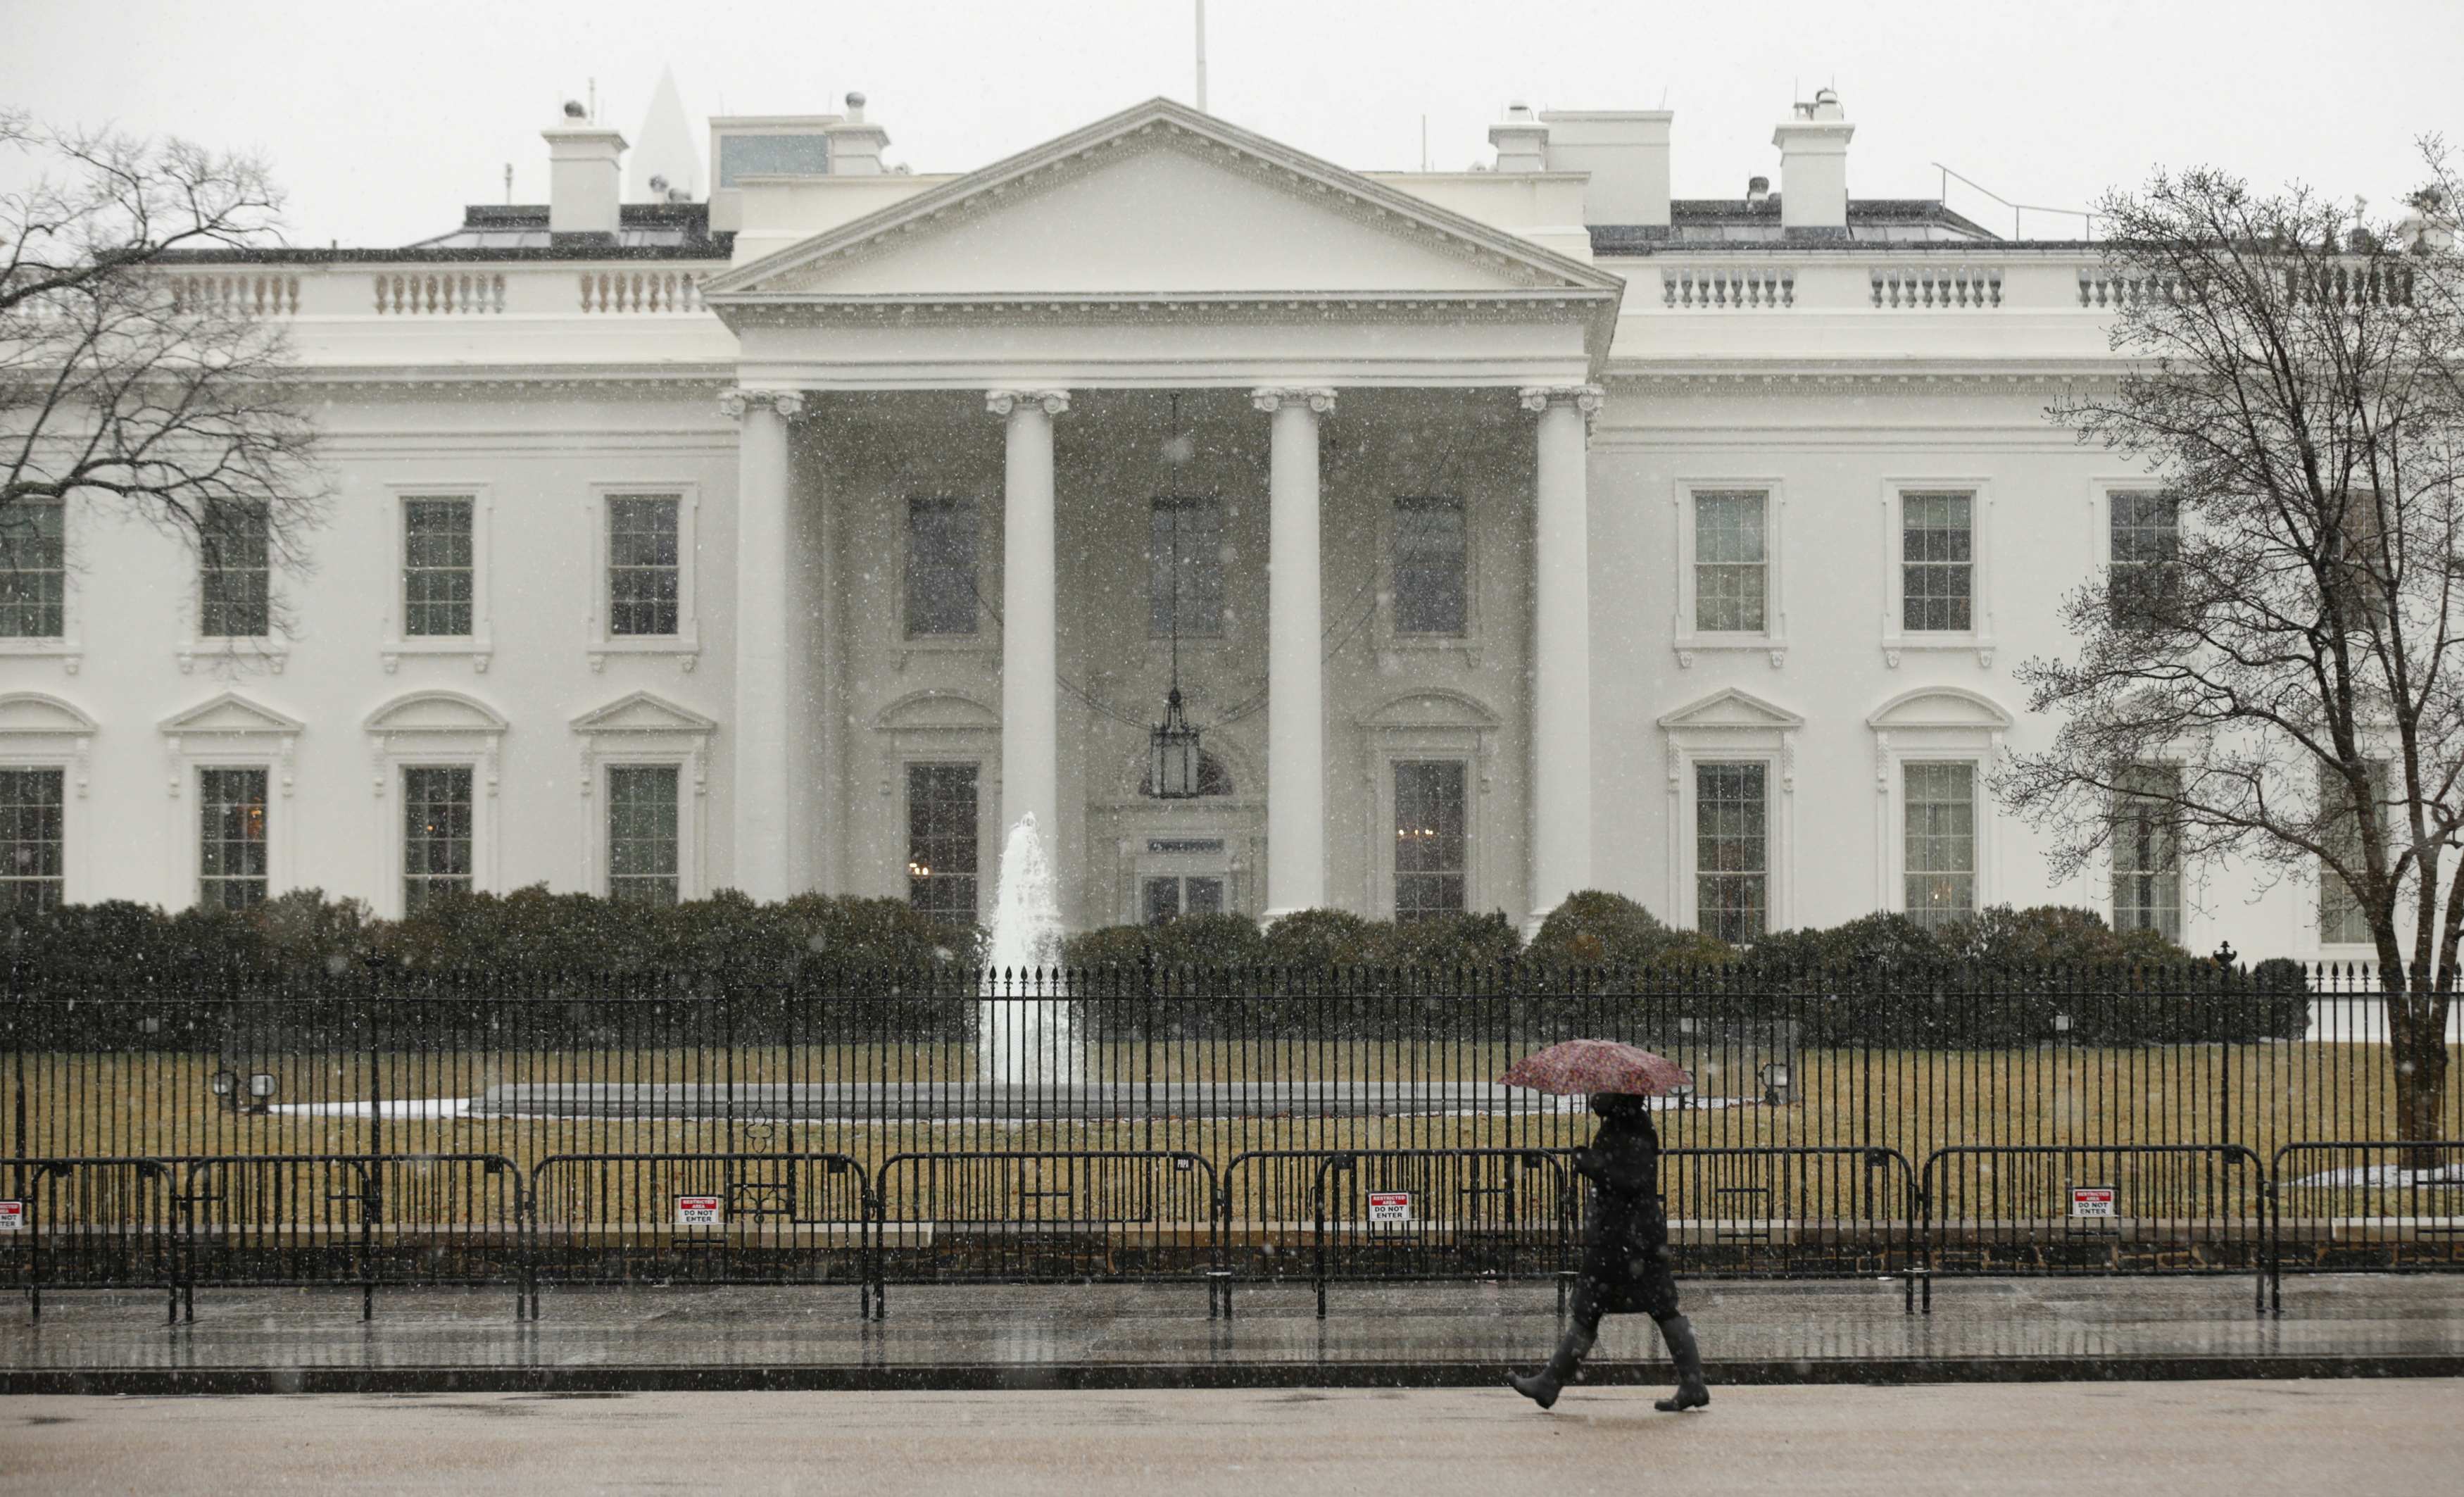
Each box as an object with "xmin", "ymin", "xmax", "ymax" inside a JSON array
[{"xmin": 4, "ymin": 88, "xmax": 2345, "ymax": 956}]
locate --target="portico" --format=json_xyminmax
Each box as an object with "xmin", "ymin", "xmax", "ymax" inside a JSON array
[{"xmin": 703, "ymin": 98, "xmax": 1622, "ymax": 930}]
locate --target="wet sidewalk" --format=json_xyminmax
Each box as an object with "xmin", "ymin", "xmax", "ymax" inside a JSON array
[{"xmin": 6, "ymin": 1274, "xmax": 2460, "ymax": 1393}]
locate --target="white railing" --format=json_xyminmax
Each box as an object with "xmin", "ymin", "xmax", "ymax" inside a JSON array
[
  {"xmin": 577, "ymin": 269, "xmax": 705, "ymax": 313},
  {"xmin": 1871, "ymin": 266, "xmax": 2001, "ymax": 308},
  {"xmin": 2078, "ymin": 270, "xmax": 2175, "ymax": 309},
  {"xmin": 166, "ymin": 273, "xmax": 300, "ymax": 316},
  {"xmin": 2287, "ymin": 261, "xmax": 2415, "ymax": 308},
  {"xmin": 374, "ymin": 271, "xmax": 507, "ymax": 315},
  {"xmin": 1663, "ymin": 268, "xmax": 1794, "ymax": 309}
]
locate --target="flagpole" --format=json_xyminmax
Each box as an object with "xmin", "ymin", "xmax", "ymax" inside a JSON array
[{"xmin": 1195, "ymin": 0, "xmax": 1209, "ymax": 113}]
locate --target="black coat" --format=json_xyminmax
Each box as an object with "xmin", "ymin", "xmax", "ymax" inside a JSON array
[{"xmin": 1570, "ymin": 1113, "xmax": 1682, "ymax": 1317}]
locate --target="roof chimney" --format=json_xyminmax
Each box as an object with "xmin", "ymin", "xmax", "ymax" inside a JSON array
[
  {"xmin": 1772, "ymin": 87, "xmax": 1852, "ymax": 238},
  {"xmin": 543, "ymin": 101, "xmax": 628, "ymax": 239},
  {"xmin": 824, "ymin": 91, "xmax": 891, "ymax": 175},
  {"xmin": 1747, "ymin": 175, "xmax": 1770, "ymax": 208},
  {"xmin": 1488, "ymin": 101, "xmax": 1547, "ymax": 174},
  {"xmin": 1540, "ymin": 110, "xmax": 1671, "ymax": 227}
]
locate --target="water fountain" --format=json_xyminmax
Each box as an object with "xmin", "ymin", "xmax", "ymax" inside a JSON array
[{"xmin": 977, "ymin": 815, "xmax": 1079, "ymax": 1086}]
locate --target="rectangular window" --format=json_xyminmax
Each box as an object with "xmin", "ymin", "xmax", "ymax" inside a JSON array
[
  {"xmin": 2319, "ymin": 760, "xmax": 2387, "ymax": 946},
  {"xmin": 403, "ymin": 497, "xmax": 474, "ymax": 637},
  {"xmin": 199, "ymin": 497, "xmax": 270, "ymax": 638},
  {"xmin": 1903, "ymin": 761, "xmax": 1976, "ymax": 931},
  {"xmin": 0, "ymin": 496, "xmax": 65, "ymax": 639},
  {"xmin": 2328, "ymin": 489, "xmax": 2391, "ymax": 627},
  {"xmin": 607, "ymin": 496, "xmax": 681, "ymax": 637},
  {"xmin": 905, "ymin": 498, "xmax": 979, "ymax": 638},
  {"xmin": 199, "ymin": 766, "xmax": 268, "ymax": 910},
  {"xmin": 403, "ymin": 764, "xmax": 474, "ymax": 913},
  {"xmin": 2112, "ymin": 765, "xmax": 2182, "ymax": 941},
  {"xmin": 1901, "ymin": 491, "xmax": 1974, "ymax": 633},
  {"xmin": 0, "ymin": 767, "xmax": 64, "ymax": 913},
  {"xmin": 1695, "ymin": 761, "xmax": 1768, "ymax": 943},
  {"xmin": 1393, "ymin": 497, "xmax": 1468, "ymax": 637},
  {"xmin": 2108, "ymin": 491, "xmax": 2181, "ymax": 629},
  {"xmin": 1693, "ymin": 491, "xmax": 1768, "ymax": 634},
  {"xmin": 605, "ymin": 765, "xmax": 679, "ymax": 906},
  {"xmin": 1393, "ymin": 760, "xmax": 1468, "ymax": 922},
  {"xmin": 1150, "ymin": 496, "xmax": 1225, "ymax": 637},
  {"xmin": 906, "ymin": 763, "xmax": 980, "ymax": 922}
]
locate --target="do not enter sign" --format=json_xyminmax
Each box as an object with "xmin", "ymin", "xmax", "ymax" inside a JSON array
[
  {"xmin": 1366, "ymin": 1191, "xmax": 1413, "ymax": 1225},
  {"xmin": 675, "ymin": 1195, "xmax": 722, "ymax": 1227}
]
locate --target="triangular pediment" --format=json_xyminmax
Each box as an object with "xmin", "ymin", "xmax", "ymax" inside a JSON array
[
  {"xmin": 1866, "ymin": 686, "xmax": 2013, "ymax": 731},
  {"xmin": 705, "ymin": 98, "xmax": 1623, "ymax": 306},
  {"xmin": 0, "ymin": 692, "xmax": 97, "ymax": 737},
  {"xmin": 365, "ymin": 690, "xmax": 508, "ymax": 737},
  {"xmin": 159, "ymin": 692, "xmax": 303, "ymax": 738},
  {"xmin": 1658, "ymin": 689, "xmax": 1804, "ymax": 732},
  {"xmin": 571, "ymin": 691, "xmax": 717, "ymax": 737}
]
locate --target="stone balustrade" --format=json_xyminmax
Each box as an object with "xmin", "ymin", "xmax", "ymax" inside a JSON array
[
  {"xmin": 1662, "ymin": 268, "xmax": 1795, "ymax": 309},
  {"xmin": 165, "ymin": 273, "xmax": 301, "ymax": 316},
  {"xmin": 1871, "ymin": 266, "xmax": 2001, "ymax": 308},
  {"xmin": 577, "ymin": 268, "xmax": 705, "ymax": 313}
]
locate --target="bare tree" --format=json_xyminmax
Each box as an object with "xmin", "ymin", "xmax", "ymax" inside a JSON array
[
  {"xmin": 1, "ymin": 112, "xmax": 323, "ymax": 637},
  {"xmin": 2001, "ymin": 147, "xmax": 2464, "ymax": 1152}
]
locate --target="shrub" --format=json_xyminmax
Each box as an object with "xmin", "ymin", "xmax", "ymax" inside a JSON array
[{"xmin": 1526, "ymin": 890, "xmax": 1732, "ymax": 972}]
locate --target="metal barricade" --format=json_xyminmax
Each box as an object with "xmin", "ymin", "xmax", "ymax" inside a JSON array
[
  {"xmin": 177, "ymin": 1153, "xmax": 526, "ymax": 1319},
  {"xmin": 1918, "ymin": 1143, "xmax": 2267, "ymax": 1314},
  {"xmin": 2268, "ymin": 1139, "xmax": 2464, "ymax": 1313},
  {"xmin": 527, "ymin": 1151, "xmax": 873, "ymax": 1319},
  {"xmin": 873, "ymin": 1151, "xmax": 1224, "ymax": 1316},
  {"xmin": 1, "ymin": 1156, "xmax": 181, "ymax": 1323},
  {"xmin": 1219, "ymin": 1148, "xmax": 1575, "ymax": 1319},
  {"xmin": 1656, "ymin": 1146, "xmax": 1922, "ymax": 1313}
]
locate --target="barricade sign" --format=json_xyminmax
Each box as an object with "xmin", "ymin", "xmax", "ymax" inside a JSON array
[
  {"xmin": 675, "ymin": 1195, "xmax": 722, "ymax": 1227},
  {"xmin": 2070, "ymin": 1185, "xmax": 2117, "ymax": 1218},
  {"xmin": 0, "ymin": 1199, "xmax": 21, "ymax": 1232},
  {"xmin": 1366, "ymin": 1191, "xmax": 1413, "ymax": 1225}
]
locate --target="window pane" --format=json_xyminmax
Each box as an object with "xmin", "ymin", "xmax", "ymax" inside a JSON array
[
  {"xmin": 1142, "ymin": 877, "xmax": 1181, "ymax": 927},
  {"xmin": 0, "ymin": 498, "xmax": 66, "ymax": 639},
  {"xmin": 1901, "ymin": 491, "xmax": 1973, "ymax": 633},
  {"xmin": 200, "ymin": 498, "xmax": 270, "ymax": 638},
  {"xmin": 0, "ymin": 767, "xmax": 65, "ymax": 913},
  {"xmin": 1184, "ymin": 877, "xmax": 1224, "ymax": 917},
  {"xmin": 905, "ymin": 498, "xmax": 979, "ymax": 637},
  {"xmin": 2108, "ymin": 491, "xmax": 2180, "ymax": 629},
  {"xmin": 1148, "ymin": 496, "xmax": 1226, "ymax": 638},
  {"xmin": 608, "ymin": 496, "xmax": 681, "ymax": 637},
  {"xmin": 2319, "ymin": 760, "xmax": 2387, "ymax": 945},
  {"xmin": 2111, "ymin": 764, "xmax": 2182, "ymax": 941},
  {"xmin": 403, "ymin": 497, "xmax": 474, "ymax": 637},
  {"xmin": 199, "ymin": 766, "xmax": 269, "ymax": 910},
  {"xmin": 1695, "ymin": 761, "xmax": 1768, "ymax": 942},
  {"xmin": 907, "ymin": 763, "xmax": 979, "ymax": 922},
  {"xmin": 1903, "ymin": 761, "xmax": 1975, "ymax": 930},
  {"xmin": 1394, "ymin": 760, "xmax": 1467, "ymax": 922},
  {"xmin": 605, "ymin": 765, "xmax": 679, "ymax": 905},
  {"xmin": 1693, "ymin": 491, "xmax": 1768, "ymax": 634},
  {"xmin": 403, "ymin": 764, "xmax": 474, "ymax": 913},
  {"xmin": 1393, "ymin": 497, "xmax": 1467, "ymax": 637},
  {"xmin": 717, "ymin": 132, "xmax": 829, "ymax": 187}
]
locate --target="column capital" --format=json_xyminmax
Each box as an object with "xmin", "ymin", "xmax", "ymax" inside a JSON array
[
  {"xmin": 1250, "ymin": 385, "xmax": 1337, "ymax": 415},
  {"xmin": 987, "ymin": 388, "xmax": 1071, "ymax": 418},
  {"xmin": 719, "ymin": 387, "xmax": 805, "ymax": 420},
  {"xmin": 1517, "ymin": 383, "xmax": 1604, "ymax": 417}
]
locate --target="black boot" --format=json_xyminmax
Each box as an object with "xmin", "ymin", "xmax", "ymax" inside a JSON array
[
  {"xmin": 1652, "ymin": 1315, "xmax": 1710, "ymax": 1412},
  {"xmin": 1509, "ymin": 1319, "xmax": 1596, "ymax": 1410}
]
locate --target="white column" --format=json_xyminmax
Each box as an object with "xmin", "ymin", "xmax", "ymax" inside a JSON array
[
  {"xmin": 990, "ymin": 389, "xmax": 1069, "ymax": 846},
  {"xmin": 724, "ymin": 387, "xmax": 803, "ymax": 901},
  {"xmin": 1255, "ymin": 386, "xmax": 1335, "ymax": 920},
  {"xmin": 1521, "ymin": 383, "xmax": 1602, "ymax": 931}
]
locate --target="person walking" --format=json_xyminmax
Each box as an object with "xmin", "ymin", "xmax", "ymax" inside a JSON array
[{"xmin": 1511, "ymin": 1091, "xmax": 1710, "ymax": 1413}]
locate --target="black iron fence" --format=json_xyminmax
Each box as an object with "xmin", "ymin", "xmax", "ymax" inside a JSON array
[{"xmin": 1, "ymin": 961, "xmax": 2457, "ymax": 1318}]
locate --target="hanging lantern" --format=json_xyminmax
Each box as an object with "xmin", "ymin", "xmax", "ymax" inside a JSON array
[{"xmin": 1150, "ymin": 684, "xmax": 1204, "ymax": 800}]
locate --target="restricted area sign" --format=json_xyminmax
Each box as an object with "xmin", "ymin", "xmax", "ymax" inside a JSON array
[
  {"xmin": 674, "ymin": 1195, "xmax": 723, "ymax": 1227},
  {"xmin": 2070, "ymin": 1185, "xmax": 2118, "ymax": 1218},
  {"xmin": 1366, "ymin": 1191, "xmax": 1414, "ymax": 1225},
  {"xmin": 0, "ymin": 1200, "xmax": 22, "ymax": 1232}
]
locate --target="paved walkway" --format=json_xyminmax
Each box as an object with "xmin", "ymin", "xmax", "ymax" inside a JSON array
[
  {"xmin": 5, "ymin": 1274, "xmax": 2460, "ymax": 1391},
  {"xmin": 8, "ymin": 1382, "xmax": 2460, "ymax": 1495}
]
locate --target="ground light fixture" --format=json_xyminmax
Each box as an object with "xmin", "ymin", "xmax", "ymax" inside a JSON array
[
  {"xmin": 1758, "ymin": 1060, "xmax": 1794, "ymax": 1106},
  {"xmin": 209, "ymin": 1070, "xmax": 238, "ymax": 1110}
]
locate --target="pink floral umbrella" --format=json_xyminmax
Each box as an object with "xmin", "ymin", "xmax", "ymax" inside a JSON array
[{"xmin": 1500, "ymin": 1038, "xmax": 1692, "ymax": 1096}]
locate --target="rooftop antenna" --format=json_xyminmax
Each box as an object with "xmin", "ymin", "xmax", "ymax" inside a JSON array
[
  {"xmin": 588, "ymin": 77, "xmax": 596, "ymax": 122},
  {"xmin": 1420, "ymin": 115, "xmax": 1428, "ymax": 172},
  {"xmin": 1193, "ymin": 0, "xmax": 1208, "ymax": 113},
  {"xmin": 503, "ymin": 163, "xmax": 513, "ymax": 206}
]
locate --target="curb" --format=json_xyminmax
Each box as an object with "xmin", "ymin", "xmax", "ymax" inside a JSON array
[{"xmin": 6, "ymin": 1355, "xmax": 2461, "ymax": 1396}]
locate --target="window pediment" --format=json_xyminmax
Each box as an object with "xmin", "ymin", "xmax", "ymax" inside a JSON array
[
  {"xmin": 874, "ymin": 689, "xmax": 1000, "ymax": 733},
  {"xmin": 365, "ymin": 689, "xmax": 508, "ymax": 737},
  {"xmin": 1355, "ymin": 689, "xmax": 1500, "ymax": 732},
  {"xmin": 159, "ymin": 691, "xmax": 303, "ymax": 740},
  {"xmin": 0, "ymin": 691, "xmax": 98, "ymax": 738},
  {"xmin": 1865, "ymin": 685, "xmax": 2013, "ymax": 732},
  {"xmin": 571, "ymin": 691, "xmax": 718, "ymax": 737},
  {"xmin": 1658, "ymin": 687, "xmax": 1804, "ymax": 733}
]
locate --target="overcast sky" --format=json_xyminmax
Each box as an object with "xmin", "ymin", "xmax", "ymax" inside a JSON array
[{"xmin": 6, "ymin": 0, "xmax": 2458, "ymax": 246}]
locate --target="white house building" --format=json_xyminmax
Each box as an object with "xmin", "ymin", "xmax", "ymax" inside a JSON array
[{"xmin": 2, "ymin": 86, "xmax": 2347, "ymax": 957}]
